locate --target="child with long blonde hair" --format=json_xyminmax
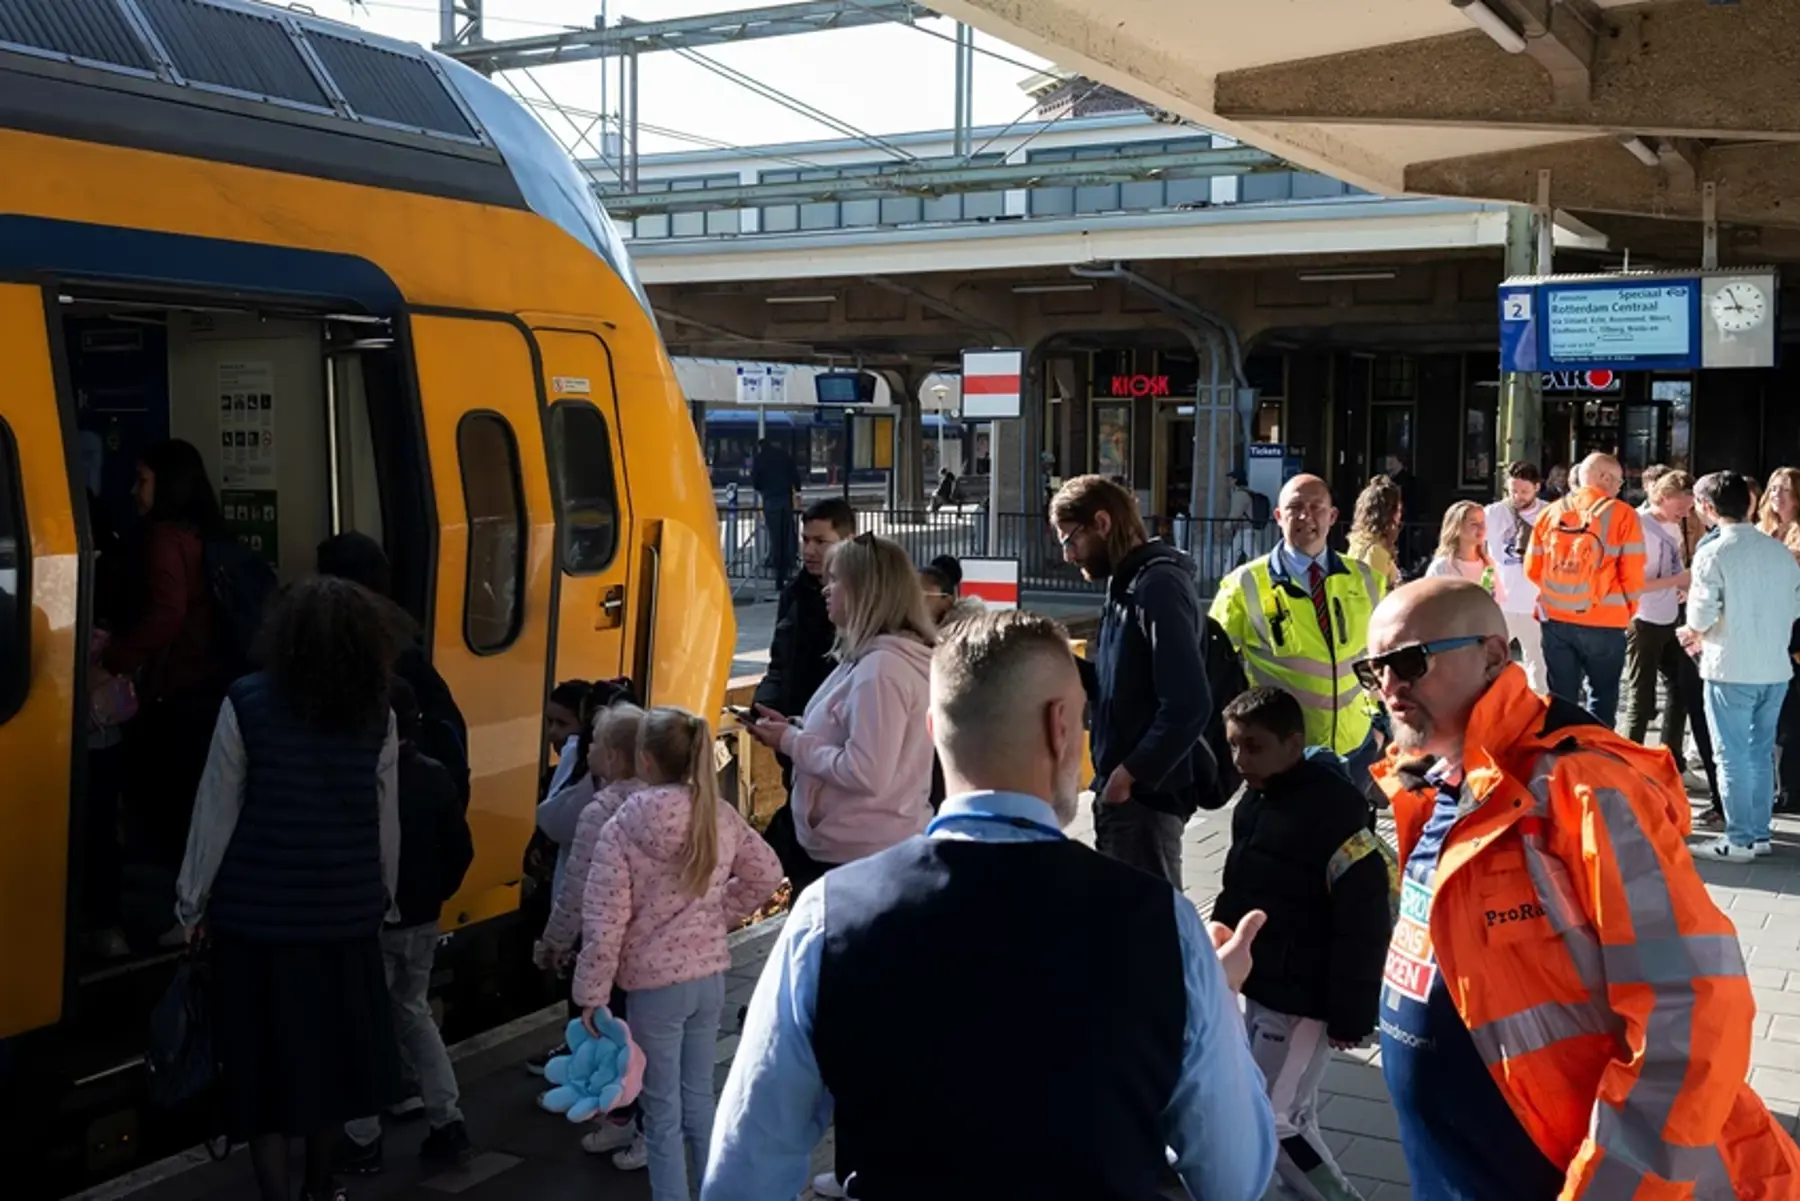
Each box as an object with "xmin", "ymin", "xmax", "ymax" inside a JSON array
[{"xmin": 573, "ymin": 707, "xmax": 781, "ymax": 1201}]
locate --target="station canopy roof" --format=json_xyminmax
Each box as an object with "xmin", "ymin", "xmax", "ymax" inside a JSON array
[{"xmin": 932, "ymin": 0, "xmax": 1800, "ymax": 265}]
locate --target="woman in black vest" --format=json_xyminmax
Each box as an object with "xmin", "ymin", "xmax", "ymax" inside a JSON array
[{"xmin": 176, "ymin": 576, "xmax": 401, "ymax": 1201}]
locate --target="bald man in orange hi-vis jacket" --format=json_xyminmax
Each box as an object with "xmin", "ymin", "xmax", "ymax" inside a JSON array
[
  {"xmin": 1525, "ymin": 452, "xmax": 1647, "ymax": 727},
  {"xmin": 1361, "ymin": 578, "xmax": 1800, "ymax": 1200}
]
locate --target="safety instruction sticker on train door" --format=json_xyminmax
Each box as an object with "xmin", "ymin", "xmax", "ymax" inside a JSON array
[{"xmin": 218, "ymin": 360, "xmax": 276, "ymax": 487}]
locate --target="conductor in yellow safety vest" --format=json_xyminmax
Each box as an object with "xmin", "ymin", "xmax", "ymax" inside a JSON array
[{"xmin": 1211, "ymin": 475, "xmax": 1387, "ymax": 772}]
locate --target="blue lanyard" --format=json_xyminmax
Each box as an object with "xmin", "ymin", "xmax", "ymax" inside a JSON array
[{"xmin": 926, "ymin": 810, "xmax": 1066, "ymax": 841}]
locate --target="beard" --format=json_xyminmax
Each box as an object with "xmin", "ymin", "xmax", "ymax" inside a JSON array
[
  {"xmin": 1392, "ymin": 713, "xmax": 1433, "ymax": 752},
  {"xmin": 1078, "ymin": 548, "xmax": 1114, "ymax": 582}
]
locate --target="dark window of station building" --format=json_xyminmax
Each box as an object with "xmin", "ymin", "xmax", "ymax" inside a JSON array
[
  {"xmin": 1160, "ymin": 349, "xmax": 1200, "ymax": 398},
  {"xmin": 1244, "ymin": 352, "xmax": 1286, "ymax": 399},
  {"xmin": 457, "ymin": 413, "xmax": 527, "ymax": 654},
  {"xmin": 548, "ymin": 402, "xmax": 620, "ymax": 574},
  {"xmin": 0, "ymin": 419, "xmax": 25, "ymax": 722}
]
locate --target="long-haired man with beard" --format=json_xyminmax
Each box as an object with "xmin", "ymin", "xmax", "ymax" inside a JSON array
[{"xmin": 1362, "ymin": 578, "xmax": 1800, "ymax": 1198}]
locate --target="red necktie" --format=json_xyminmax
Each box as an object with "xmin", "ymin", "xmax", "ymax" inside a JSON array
[{"xmin": 1308, "ymin": 562, "xmax": 1333, "ymax": 641}]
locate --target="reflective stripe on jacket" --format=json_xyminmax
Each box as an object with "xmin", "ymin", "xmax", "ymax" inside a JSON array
[
  {"xmin": 1372, "ymin": 666, "xmax": 1800, "ymax": 1197},
  {"xmin": 1209, "ymin": 549, "xmax": 1384, "ymax": 756},
  {"xmin": 1525, "ymin": 485, "xmax": 1647, "ymax": 629}
]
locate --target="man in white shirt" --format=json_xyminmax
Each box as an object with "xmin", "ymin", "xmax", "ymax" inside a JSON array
[
  {"xmin": 1483, "ymin": 461, "xmax": 1548, "ymax": 693},
  {"xmin": 1682, "ymin": 472, "xmax": 1800, "ymax": 861}
]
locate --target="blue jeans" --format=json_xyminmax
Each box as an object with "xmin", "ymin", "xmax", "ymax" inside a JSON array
[
  {"xmin": 1541, "ymin": 621, "xmax": 1627, "ymax": 727},
  {"xmin": 1706, "ymin": 680, "xmax": 1789, "ymax": 848},
  {"xmin": 631, "ymin": 973, "xmax": 725, "ymax": 1201}
]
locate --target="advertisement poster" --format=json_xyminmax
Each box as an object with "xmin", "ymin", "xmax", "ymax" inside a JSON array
[
  {"xmin": 218, "ymin": 361, "xmax": 276, "ymax": 487},
  {"xmin": 1095, "ymin": 404, "xmax": 1131, "ymax": 480}
]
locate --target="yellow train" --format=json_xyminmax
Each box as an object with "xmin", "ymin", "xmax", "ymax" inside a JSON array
[{"xmin": 0, "ymin": 0, "xmax": 730, "ymax": 1186}]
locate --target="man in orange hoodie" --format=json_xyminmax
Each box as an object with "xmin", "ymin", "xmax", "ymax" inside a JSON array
[
  {"xmin": 1362, "ymin": 577, "xmax": 1799, "ymax": 1199},
  {"xmin": 1525, "ymin": 452, "xmax": 1646, "ymax": 726}
]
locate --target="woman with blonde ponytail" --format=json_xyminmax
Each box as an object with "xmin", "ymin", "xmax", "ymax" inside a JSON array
[{"xmin": 573, "ymin": 706, "xmax": 781, "ymax": 1201}]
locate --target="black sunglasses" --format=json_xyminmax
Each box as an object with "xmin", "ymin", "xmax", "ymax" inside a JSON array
[{"xmin": 1352, "ymin": 636, "xmax": 1488, "ymax": 690}]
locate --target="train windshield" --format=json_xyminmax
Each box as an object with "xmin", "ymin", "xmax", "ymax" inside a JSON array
[{"xmin": 438, "ymin": 57, "xmax": 652, "ymax": 320}]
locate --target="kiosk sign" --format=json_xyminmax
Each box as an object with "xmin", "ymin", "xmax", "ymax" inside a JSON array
[{"xmin": 1546, "ymin": 284, "xmax": 1692, "ymax": 362}]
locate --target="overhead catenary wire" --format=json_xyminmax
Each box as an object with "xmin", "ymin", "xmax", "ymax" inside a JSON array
[{"xmin": 670, "ymin": 45, "xmax": 917, "ymax": 162}]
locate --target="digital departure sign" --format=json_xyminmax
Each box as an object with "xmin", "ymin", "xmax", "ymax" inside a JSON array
[{"xmin": 1500, "ymin": 269, "xmax": 1779, "ymax": 373}]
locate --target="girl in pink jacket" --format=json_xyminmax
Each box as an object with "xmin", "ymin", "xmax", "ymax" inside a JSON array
[
  {"xmin": 574, "ymin": 707, "xmax": 781, "ymax": 1201},
  {"xmin": 537, "ymin": 703, "xmax": 647, "ymax": 967}
]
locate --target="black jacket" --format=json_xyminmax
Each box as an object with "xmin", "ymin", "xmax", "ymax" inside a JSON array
[
  {"xmin": 1211, "ymin": 753, "xmax": 1392, "ymax": 1042},
  {"xmin": 396, "ymin": 643, "xmax": 470, "ymax": 808},
  {"xmin": 393, "ymin": 746, "xmax": 475, "ymax": 929},
  {"xmin": 750, "ymin": 444, "xmax": 803, "ymax": 506},
  {"xmin": 1089, "ymin": 541, "xmax": 1213, "ymax": 818},
  {"xmin": 753, "ymin": 570, "xmax": 836, "ymax": 721}
]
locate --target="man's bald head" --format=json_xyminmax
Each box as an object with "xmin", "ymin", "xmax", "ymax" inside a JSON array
[
  {"xmin": 1366, "ymin": 579, "xmax": 1511, "ymax": 762},
  {"xmin": 1371, "ymin": 577, "xmax": 1508, "ymax": 648},
  {"xmin": 1579, "ymin": 453, "xmax": 1623, "ymax": 498},
  {"xmin": 1277, "ymin": 474, "xmax": 1336, "ymax": 557},
  {"xmin": 930, "ymin": 610, "xmax": 1088, "ymax": 825}
]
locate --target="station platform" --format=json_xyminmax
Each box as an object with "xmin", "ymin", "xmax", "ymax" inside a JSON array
[{"xmin": 79, "ymin": 782, "xmax": 1800, "ymax": 1201}]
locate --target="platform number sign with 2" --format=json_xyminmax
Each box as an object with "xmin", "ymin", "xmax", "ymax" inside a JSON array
[{"xmin": 1503, "ymin": 292, "xmax": 1534, "ymax": 322}]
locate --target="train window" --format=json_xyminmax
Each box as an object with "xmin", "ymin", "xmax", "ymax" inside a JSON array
[
  {"xmin": 0, "ymin": 419, "xmax": 25, "ymax": 722},
  {"xmin": 456, "ymin": 413, "xmax": 526, "ymax": 654},
  {"xmin": 548, "ymin": 403, "xmax": 619, "ymax": 574}
]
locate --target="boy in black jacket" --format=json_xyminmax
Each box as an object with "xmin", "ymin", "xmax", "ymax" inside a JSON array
[
  {"xmin": 340, "ymin": 679, "xmax": 477, "ymax": 1174},
  {"xmin": 1211, "ymin": 687, "xmax": 1394, "ymax": 1201}
]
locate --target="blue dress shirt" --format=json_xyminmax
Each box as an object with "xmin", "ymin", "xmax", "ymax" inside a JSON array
[
  {"xmin": 1277, "ymin": 541, "xmax": 1335, "ymax": 584},
  {"xmin": 700, "ymin": 790, "xmax": 1277, "ymax": 1201}
]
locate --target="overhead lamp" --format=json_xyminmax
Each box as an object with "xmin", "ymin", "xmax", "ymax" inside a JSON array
[
  {"xmin": 1451, "ymin": 0, "xmax": 1528, "ymax": 53},
  {"xmin": 764, "ymin": 294, "xmax": 836, "ymax": 305},
  {"xmin": 1297, "ymin": 269, "xmax": 1398, "ymax": 283},
  {"xmin": 1619, "ymin": 136, "xmax": 1660, "ymax": 167},
  {"xmin": 1012, "ymin": 282, "xmax": 1096, "ymax": 295}
]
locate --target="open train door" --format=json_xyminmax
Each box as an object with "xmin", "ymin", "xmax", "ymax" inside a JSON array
[
  {"xmin": 408, "ymin": 311, "xmax": 556, "ymax": 930},
  {"xmin": 0, "ymin": 283, "xmax": 79, "ymax": 1047}
]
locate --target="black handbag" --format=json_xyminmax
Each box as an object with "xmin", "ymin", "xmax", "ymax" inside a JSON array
[{"xmin": 146, "ymin": 951, "xmax": 217, "ymax": 1111}]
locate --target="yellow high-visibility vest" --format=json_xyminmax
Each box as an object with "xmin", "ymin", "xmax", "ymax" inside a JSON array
[{"xmin": 1210, "ymin": 550, "xmax": 1385, "ymax": 755}]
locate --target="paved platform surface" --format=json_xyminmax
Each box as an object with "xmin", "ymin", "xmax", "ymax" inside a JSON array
[{"xmin": 93, "ymin": 786, "xmax": 1800, "ymax": 1201}]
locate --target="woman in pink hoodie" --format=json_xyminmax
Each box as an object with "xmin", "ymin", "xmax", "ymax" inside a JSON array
[
  {"xmin": 748, "ymin": 532, "xmax": 938, "ymax": 896},
  {"xmin": 574, "ymin": 707, "xmax": 781, "ymax": 1201}
]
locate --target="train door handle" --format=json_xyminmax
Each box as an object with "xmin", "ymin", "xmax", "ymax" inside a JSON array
[{"xmin": 598, "ymin": 585, "xmax": 625, "ymax": 630}]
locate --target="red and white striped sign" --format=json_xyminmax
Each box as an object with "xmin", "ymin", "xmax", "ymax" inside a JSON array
[
  {"xmin": 960, "ymin": 348, "xmax": 1024, "ymax": 420},
  {"xmin": 959, "ymin": 557, "xmax": 1020, "ymax": 611}
]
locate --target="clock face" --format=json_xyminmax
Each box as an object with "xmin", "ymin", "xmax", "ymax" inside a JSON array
[{"xmin": 1710, "ymin": 280, "xmax": 1769, "ymax": 333}]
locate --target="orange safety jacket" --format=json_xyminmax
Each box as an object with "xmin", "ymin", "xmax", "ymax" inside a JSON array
[
  {"xmin": 1372, "ymin": 665, "xmax": 1800, "ymax": 1199},
  {"xmin": 1525, "ymin": 484, "xmax": 1647, "ymax": 629}
]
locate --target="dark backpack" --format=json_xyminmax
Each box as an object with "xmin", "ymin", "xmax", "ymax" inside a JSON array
[
  {"xmin": 1248, "ymin": 490, "xmax": 1272, "ymax": 528},
  {"xmin": 203, "ymin": 537, "xmax": 277, "ymax": 678},
  {"xmin": 1200, "ymin": 616, "xmax": 1248, "ymax": 807}
]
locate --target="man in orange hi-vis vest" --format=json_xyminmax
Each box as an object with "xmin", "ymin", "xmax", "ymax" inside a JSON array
[
  {"xmin": 1361, "ymin": 578, "xmax": 1800, "ymax": 1200},
  {"xmin": 1525, "ymin": 452, "xmax": 1646, "ymax": 726}
]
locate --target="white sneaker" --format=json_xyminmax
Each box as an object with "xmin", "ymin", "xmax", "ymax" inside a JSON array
[
  {"xmin": 1705, "ymin": 838, "xmax": 1756, "ymax": 862},
  {"xmin": 1756, "ymin": 840, "xmax": 1775, "ymax": 858},
  {"xmin": 581, "ymin": 1121, "xmax": 636, "ymax": 1155},
  {"xmin": 611, "ymin": 1133, "xmax": 647, "ymax": 1171},
  {"xmin": 812, "ymin": 1172, "xmax": 848, "ymax": 1198}
]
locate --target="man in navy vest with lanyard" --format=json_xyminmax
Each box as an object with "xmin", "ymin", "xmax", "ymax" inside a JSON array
[{"xmin": 702, "ymin": 611, "xmax": 1276, "ymax": 1201}]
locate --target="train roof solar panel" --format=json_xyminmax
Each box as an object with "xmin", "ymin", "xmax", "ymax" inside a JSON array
[
  {"xmin": 0, "ymin": 0, "xmax": 154, "ymax": 73},
  {"xmin": 308, "ymin": 28, "xmax": 477, "ymax": 140},
  {"xmin": 0, "ymin": 0, "xmax": 485, "ymax": 144}
]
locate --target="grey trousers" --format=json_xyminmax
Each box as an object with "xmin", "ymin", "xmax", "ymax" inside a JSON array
[
  {"xmin": 1091, "ymin": 796, "xmax": 1184, "ymax": 888},
  {"xmin": 345, "ymin": 923, "xmax": 463, "ymax": 1143}
]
